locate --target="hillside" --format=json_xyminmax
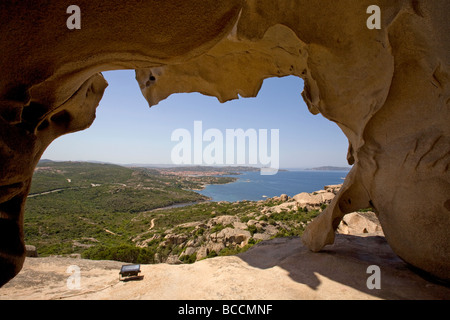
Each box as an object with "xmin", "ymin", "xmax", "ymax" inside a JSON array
[
  {"xmin": 24, "ymin": 161, "xmax": 344, "ymax": 264},
  {"xmin": 12, "ymin": 162, "xmax": 450, "ymax": 300},
  {"xmin": 25, "ymin": 161, "xmax": 236, "ymax": 256}
]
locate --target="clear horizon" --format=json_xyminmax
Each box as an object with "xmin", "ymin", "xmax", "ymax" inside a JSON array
[
  {"xmin": 38, "ymin": 158, "xmax": 352, "ymax": 171},
  {"xmin": 42, "ymin": 70, "xmax": 351, "ymax": 169}
]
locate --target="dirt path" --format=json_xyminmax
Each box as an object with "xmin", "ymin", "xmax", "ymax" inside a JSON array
[
  {"xmin": 132, "ymin": 217, "xmax": 157, "ymax": 246},
  {"xmin": 27, "ymin": 188, "xmax": 67, "ymax": 198},
  {"xmin": 149, "ymin": 218, "xmax": 156, "ymax": 230}
]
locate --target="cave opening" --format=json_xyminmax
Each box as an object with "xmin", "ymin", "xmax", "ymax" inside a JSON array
[
  {"xmin": 22, "ymin": 69, "xmax": 351, "ymax": 261},
  {"xmin": 41, "ymin": 70, "xmax": 350, "ymax": 171}
]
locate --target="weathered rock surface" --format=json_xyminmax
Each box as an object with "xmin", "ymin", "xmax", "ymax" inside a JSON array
[
  {"xmin": 1, "ymin": 234, "xmax": 448, "ymax": 300},
  {"xmin": 0, "ymin": 0, "xmax": 449, "ymax": 286},
  {"xmin": 139, "ymin": 187, "xmax": 345, "ymax": 264},
  {"xmin": 292, "ymin": 192, "xmax": 335, "ymax": 208},
  {"xmin": 0, "ymin": 0, "xmax": 243, "ymax": 287},
  {"xmin": 337, "ymin": 212, "xmax": 384, "ymax": 236},
  {"xmin": 135, "ymin": 0, "xmax": 450, "ymax": 282}
]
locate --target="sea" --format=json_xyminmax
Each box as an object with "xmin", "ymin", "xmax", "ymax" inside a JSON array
[{"xmin": 197, "ymin": 170, "xmax": 348, "ymax": 202}]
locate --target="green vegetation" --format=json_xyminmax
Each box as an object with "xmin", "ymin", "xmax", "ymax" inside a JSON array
[
  {"xmin": 357, "ymin": 207, "xmax": 374, "ymax": 212},
  {"xmin": 25, "ymin": 161, "xmax": 234, "ymax": 256},
  {"xmin": 24, "ymin": 161, "xmax": 323, "ymax": 265}
]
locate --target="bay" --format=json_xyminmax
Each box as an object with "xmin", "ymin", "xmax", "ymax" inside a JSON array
[{"xmin": 197, "ymin": 170, "xmax": 348, "ymax": 202}]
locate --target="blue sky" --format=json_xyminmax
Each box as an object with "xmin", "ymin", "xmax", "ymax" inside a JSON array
[{"xmin": 42, "ymin": 70, "xmax": 351, "ymax": 169}]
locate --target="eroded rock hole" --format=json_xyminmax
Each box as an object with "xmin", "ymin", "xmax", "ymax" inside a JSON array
[
  {"xmin": 145, "ymin": 75, "xmax": 156, "ymax": 88},
  {"xmin": 50, "ymin": 110, "xmax": 71, "ymax": 127},
  {"xmin": 21, "ymin": 102, "xmax": 48, "ymax": 122},
  {"xmin": 444, "ymin": 199, "xmax": 450, "ymax": 212}
]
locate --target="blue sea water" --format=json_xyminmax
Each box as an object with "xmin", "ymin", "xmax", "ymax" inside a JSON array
[{"xmin": 197, "ymin": 170, "xmax": 348, "ymax": 202}]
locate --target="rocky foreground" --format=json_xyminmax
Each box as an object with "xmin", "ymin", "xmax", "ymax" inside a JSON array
[
  {"xmin": 1, "ymin": 234, "xmax": 449, "ymax": 300},
  {"xmin": 151, "ymin": 184, "xmax": 382, "ymax": 264},
  {"xmin": 0, "ymin": 185, "xmax": 449, "ymax": 300}
]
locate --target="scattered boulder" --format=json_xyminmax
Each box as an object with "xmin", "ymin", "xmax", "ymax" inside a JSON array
[
  {"xmin": 267, "ymin": 201, "xmax": 298, "ymax": 213},
  {"xmin": 253, "ymin": 233, "xmax": 271, "ymax": 241},
  {"xmin": 136, "ymin": 183, "xmax": 369, "ymax": 266},
  {"xmin": 177, "ymin": 221, "xmax": 204, "ymax": 228},
  {"xmin": 25, "ymin": 245, "xmax": 37, "ymax": 258},
  {"xmin": 196, "ymin": 247, "xmax": 209, "ymax": 260},
  {"xmin": 324, "ymin": 184, "xmax": 342, "ymax": 194},
  {"xmin": 206, "ymin": 242, "xmax": 225, "ymax": 254},
  {"xmin": 232, "ymin": 221, "xmax": 247, "ymax": 229},
  {"xmin": 182, "ymin": 247, "xmax": 197, "ymax": 257},
  {"xmin": 165, "ymin": 255, "xmax": 182, "ymax": 265},
  {"xmin": 293, "ymin": 188, "xmax": 337, "ymax": 208},
  {"xmin": 207, "ymin": 215, "xmax": 239, "ymax": 227},
  {"xmin": 164, "ymin": 234, "xmax": 188, "ymax": 246},
  {"xmin": 292, "ymin": 192, "xmax": 311, "ymax": 205},
  {"xmin": 263, "ymin": 225, "xmax": 279, "ymax": 237},
  {"xmin": 210, "ymin": 228, "xmax": 251, "ymax": 247},
  {"xmin": 337, "ymin": 212, "xmax": 383, "ymax": 235}
]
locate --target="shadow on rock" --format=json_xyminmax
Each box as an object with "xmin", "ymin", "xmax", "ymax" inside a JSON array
[{"xmin": 236, "ymin": 234, "xmax": 450, "ymax": 300}]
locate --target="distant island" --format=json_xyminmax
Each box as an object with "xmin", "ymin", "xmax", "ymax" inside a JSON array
[{"xmin": 308, "ymin": 166, "xmax": 351, "ymax": 171}]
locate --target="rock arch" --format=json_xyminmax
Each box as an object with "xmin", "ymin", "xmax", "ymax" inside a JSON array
[{"xmin": 0, "ymin": 0, "xmax": 449, "ymax": 286}]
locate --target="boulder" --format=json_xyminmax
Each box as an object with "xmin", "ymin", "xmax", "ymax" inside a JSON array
[
  {"xmin": 166, "ymin": 255, "xmax": 182, "ymax": 265},
  {"xmin": 292, "ymin": 191, "xmax": 335, "ymax": 207},
  {"xmin": 207, "ymin": 215, "xmax": 239, "ymax": 227},
  {"xmin": 320, "ymin": 192, "xmax": 335, "ymax": 204},
  {"xmin": 216, "ymin": 228, "xmax": 251, "ymax": 247},
  {"xmin": 337, "ymin": 212, "xmax": 383, "ymax": 236},
  {"xmin": 268, "ymin": 201, "xmax": 298, "ymax": 213},
  {"xmin": 232, "ymin": 221, "xmax": 248, "ymax": 230},
  {"xmin": 206, "ymin": 242, "xmax": 225, "ymax": 255},
  {"xmin": 263, "ymin": 225, "xmax": 279, "ymax": 237},
  {"xmin": 253, "ymin": 233, "xmax": 271, "ymax": 241},
  {"xmin": 324, "ymin": 185, "xmax": 342, "ymax": 194},
  {"xmin": 195, "ymin": 247, "xmax": 207, "ymax": 260},
  {"xmin": 25, "ymin": 245, "xmax": 37, "ymax": 258},
  {"xmin": 164, "ymin": 234, "xmax": 188, "ymax": 246},
  {"xmin": 293, "ymin": 192, "xmax": 311, "ymax": 205},
  {"xmin": 180, "ymin": 247, "xmax": 197, "ymax": 258}
]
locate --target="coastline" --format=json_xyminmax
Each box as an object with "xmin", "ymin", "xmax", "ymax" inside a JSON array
[{"xmin": 193, "ymin": 170, "xmax": 348, "ymax": 202}]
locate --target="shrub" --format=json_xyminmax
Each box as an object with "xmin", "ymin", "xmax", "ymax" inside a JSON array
[
  {"xmin": 194, "ymin": 227, "xmax": 205, "ymax": 237},
  {"xmin": 246, "ymin": 225, "xmax": 258, "ymax": 236},
  {"xmin": 210, "ymin": 223, "xmax": 226, "ymax": 233},
  {"xmin": 82, "ymin": 244, "xmax": 155, "ymax": 264},
  {"xmin": 180, "ymin": 252, "xmax": 197, "ymax": 264}
]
